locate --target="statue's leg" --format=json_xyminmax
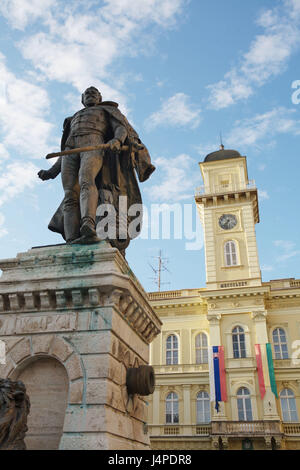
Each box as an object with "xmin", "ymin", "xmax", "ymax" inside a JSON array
[
  {"xmin": 61, "ymin": 152, "xmax": 81, "ymax": 243},
  {"xmin": 78, "ymin": 144, "xmax": 104, "ymax": 237}
]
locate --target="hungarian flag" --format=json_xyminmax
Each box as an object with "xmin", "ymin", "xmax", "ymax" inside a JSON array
[
  {"xmin": 255, "ymin": 343, "xmax": 278, "ymax": 399},
  {"xmin": 209, "ymin": 346, "xmax": 227, "ymax": 412},
  {"xmin": 255, "ymin": 344, "xmax": 266, "ymax": 399}
]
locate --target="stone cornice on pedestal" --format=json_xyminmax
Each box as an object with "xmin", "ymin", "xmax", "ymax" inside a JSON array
[{"xmin": 0, "ymin": 242, "xmax": 161, "ymax": 345}]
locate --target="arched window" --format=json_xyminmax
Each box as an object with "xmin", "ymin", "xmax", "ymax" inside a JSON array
[
  {"xmin": 166, "ymin": 392, "xmax": 179, "ymax": 424},
  {"xmin": 280, "ymin": 389, "xmax": 298, "ymax": 422},
  {"xmin": 237, "ymin": 387, "xmax": 253, "ymax": 421},
  {"xmin": 224, "ymin": 241, "xmax": 238, "ymax": 266},
  {"xmin": 195, "ymin": 333, "xmax": 208, "ymax": 364},
  {"xmin": 232, "ymin": 326, "xmax": 246, "ymax": 358},
  {"xmin": 166, "ymin": 335, "xmax": 178, "ymax": 365},
  {"xmin": 196, "ymin": 391, "xmax": 210, "ymax": 423},
  {"xmin": 273, "ymin": 328, "xmax": 289, "ymax": 359}
]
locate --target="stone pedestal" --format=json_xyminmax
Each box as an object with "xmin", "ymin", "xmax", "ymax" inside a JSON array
[{"xmin": 0, "ymin": 241, "xmax": 161, "ymax": 450}]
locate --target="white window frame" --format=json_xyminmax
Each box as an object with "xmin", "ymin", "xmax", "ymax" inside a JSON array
[
  {"xmin": 280, "ymin": 389, "xmax": 299, "ymax": 422},
  {"xmin": 196, "ymin": 391, "xmax": 211, "ymax": 424},
  {"xmin": 165, "ymin": 392, "xmax": 179, "ymax": 424},
  {"xmin": 272, "ymin": 328, "xmax": 289, "ymax": 359},
  {"xmin": 237, "ymin": 387, "xmax": 253, "ymax": 421},
  {"xmin": 166, "ymin": 334, "xmax": 179, "ymax": 365},
  {"xmin": 232, "ymin": 326, "xmax": 246, "ymax": 358},
  {"xmin": 195, "ymin": 333, "xmax": 208, "ymax": 364},
  {"xmin": 224, "ymin": 240, "xmax": 238, "ymax": 267}
]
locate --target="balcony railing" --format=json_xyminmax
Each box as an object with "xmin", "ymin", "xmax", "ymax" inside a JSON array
[
  {"xmin": 148, "ymin": 290, "xmax": 184, "ymax": 300},
  {"xmin": 149, "ymin": 424, "xmax": 211, "ymax": 437},
  {"xmin": 148, "ymin": 288, "xmax": 201, "ymax": 301},
  {"xmin": 194, "ymin": 424, "xmax": 211, "ymax": 436},
  {"xmin": 226, "ymin": 422, "xmax": 264, "ymax": 434},
  {"xmin": 153, "ymin": 363, "xmax": 209, "ymax": 374},
  {"xmin": 164, "ymin": 426, "xmax": 180, "ymax": 435},
  {"xmin": 149, "ymin": 422, "xmax": 285, "ymax": 438},
  {"xmin": 283, "ymin": 423, "xmax": 300, "ymax": 435},
  {"xmin": 195, "ymin": 180, "xmax": 256, "ymax": 196},
  {"xmin": 212, "ymin": 420, "xmax": 281, "ymax": 436}
]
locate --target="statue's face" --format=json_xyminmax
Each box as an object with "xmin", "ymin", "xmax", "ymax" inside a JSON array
[{"xmin": 82, "ymin": 87, "xmax": 102, "ymax": 107}]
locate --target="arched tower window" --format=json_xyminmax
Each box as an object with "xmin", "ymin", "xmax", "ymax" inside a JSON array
[
  {"xmin": 237, "ymin": 387, "xmax": 253, "ymax": 421},
  {"xmin": 195, "ymin": 333, "xmax": 208, "ymax": 364},
  {"xmin": 232, "ymin": 326, "xmax": 246, "ymax": 358},
  {"xmin": 280, "ymin": 389, "xmax": 298, "ymax": 422},
  {"xmin": 273, "ymin": 328, "xmax": 289, "ymax": 359},
  {"xmin": 196, "ymin": 391, "xmax": 210, "ymax": 423},
  {"xmin": 166, "ymin": 392, "xmax": 179, "ymax": 424},
  {"xmin": 166, "ymin": 334, "xmax": 178, "ymax": 365},
  {"xmin": 224, "ymin": 240, "xmax": 238, "ymax": 266}
]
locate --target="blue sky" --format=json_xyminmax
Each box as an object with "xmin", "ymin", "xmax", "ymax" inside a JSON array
[{"xmin": 0, "ymin": 0, "xmax": 299, "ymax": 292}]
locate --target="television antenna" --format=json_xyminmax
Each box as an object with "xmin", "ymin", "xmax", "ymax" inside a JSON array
[{"xmin": 149, "ymin": 250, "xmax": 171, "ymax": 291}]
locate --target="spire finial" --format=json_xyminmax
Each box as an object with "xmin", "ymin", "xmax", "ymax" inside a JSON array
[{"xmin": 219, "ymin": 131, "xmax": 224, "ymax": 150}]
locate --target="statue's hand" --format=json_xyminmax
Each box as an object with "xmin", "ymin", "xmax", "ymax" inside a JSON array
[
  {"xmin": 38, "ymin": 169, "xmax": 53, "ymax": 181},
  {"xmin": 107, "ymin": 138, "xmax": 121, "ymax": 152}
]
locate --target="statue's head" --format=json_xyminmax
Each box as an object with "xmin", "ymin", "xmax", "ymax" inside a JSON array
[{"xmin": 82, "ymin": 86, "xmax": 102, "ymax": 107}]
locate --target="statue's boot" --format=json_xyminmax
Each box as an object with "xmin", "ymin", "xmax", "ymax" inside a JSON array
[
  {"xmin": 80, "ymin": 216, "xmax": 98, "ymax": 238},
  {"xmin": 71, "ymin": 217, "xmax": 100, "ymax": 244},
  {"xmin": 70, "ymin": 234, "xmax": 100, "ymax": 245}
]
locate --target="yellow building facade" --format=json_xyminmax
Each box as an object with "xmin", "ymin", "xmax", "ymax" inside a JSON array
[{"xmin": 147, "ymin": 148, "xmax": 300, "ymax": 450}]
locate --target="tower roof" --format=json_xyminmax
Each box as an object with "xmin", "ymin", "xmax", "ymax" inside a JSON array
[{"xmin": 204, "ymin": 146, "xmax": 241, "ymax": 162}]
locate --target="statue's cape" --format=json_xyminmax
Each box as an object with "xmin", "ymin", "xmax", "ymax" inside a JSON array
[{"xmin": 48, "ymin": 103, "xmax": 155, "ymax": 249}]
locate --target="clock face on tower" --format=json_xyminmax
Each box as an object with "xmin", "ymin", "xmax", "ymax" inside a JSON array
[{"xmin": 219, "ymin": 214, "xmax": 237, "ymax": 230}]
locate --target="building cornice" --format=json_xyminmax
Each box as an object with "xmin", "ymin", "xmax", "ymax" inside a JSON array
[{"xmin": 201, "ymin": 286, "xmax": 269, "ymax": 300}]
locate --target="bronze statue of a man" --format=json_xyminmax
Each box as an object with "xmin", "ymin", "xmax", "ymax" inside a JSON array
[{"xmin": 38, "ymin": 87, "xmax": 155, "ymax": 250}]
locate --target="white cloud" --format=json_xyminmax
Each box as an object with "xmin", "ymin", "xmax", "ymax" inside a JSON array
[
  {"xmin": 207, "ymin": 3, "xmax": 300, "ymax": 109},
  {"xmin": 0, "ymin": 53, "xmax": 53, "ymax": 157},
  {"xmin": 207, "ymin": 73, "xmax": 253, "ymax": 110},
  {"xmin": 0, "ymin": 161, "xmax": 40, "ymax": 207},
  {"xmin": 261, "ymin": 264, "xmax": 274, "ymax": 272},
  {"xmin": 287, "ymin": 0, "xmax": 300, "ymax": 19},
  {"xmin": 226, "ymin": 107, "xmax": 300, "ymax": 149},
  {"xmin": 258, "ymin": 163, "xmax": 266, "ymax": 171},
  {"xmin": 0, "ymin": 160, "xmax": 40, "ymax": 238},
  {"xmin": 7, "ymin": 0, "xmax": 186, "ymax": 109},
  {"xmin": 0, "ymin": 143, "xmax": 9, "ymax": 161},
  {"xmin": 258, "ymin": 189, "xmax": 269, "ymax": 201},
  {"xmin": 101, "ymin": 0, "xmax": 185, "ymax": 27},
  {"xmin": 146, "ymin": 153, "xmax": 198, "ymax": 202},
  {"xmin": 0, "ymin": 0, "xmax": 56, "ymax": 30},
  {"xmin": 197, "ymin": 107, "xmax": 300, "ymax": 156},
  {"xmin": 274, "ymin": 239, "xmax": 300, "ymax": 262},
  {"xmin": 0, "ymin": 213, "xmax": 8, "ymax": 238},
  {"xmin": 0, "ymin": 53, "xmax": 51, "ymax": 236},
  {"xmin": 196, "ymin": 143, "xmax": 220, "ymax": 159},
  {"xmin": 146, "ymin": 93, "xmax": 201, "ymax": 130}
]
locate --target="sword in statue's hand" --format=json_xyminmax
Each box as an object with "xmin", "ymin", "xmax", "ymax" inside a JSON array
[{"xmin": 45, "ymin": 141, "xmax": 144, "ymax": 159}]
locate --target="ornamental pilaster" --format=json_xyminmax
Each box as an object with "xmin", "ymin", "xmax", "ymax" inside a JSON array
[
  {"xmin": 251, "ymin": 310, "xmax": 268, "ymax": 344},
  {"xmin": 207, "ymin": 313, "xmax": 221, "ymax": 346}
]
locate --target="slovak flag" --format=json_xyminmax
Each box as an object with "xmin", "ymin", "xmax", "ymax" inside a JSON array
[{"xmin": 208, "ymin": 346, "xmax": 227, "ymax": 412}]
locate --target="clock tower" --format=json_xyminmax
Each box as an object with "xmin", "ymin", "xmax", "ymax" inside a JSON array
[{"xmin": 195, "ymin": 146, "xmax": 261, "ymax": 290}]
